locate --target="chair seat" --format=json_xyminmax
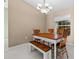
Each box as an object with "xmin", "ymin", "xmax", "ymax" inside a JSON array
[
  {"xmin": 57, "ymin": 42, "xmax": 66, "ymax": 49},
  {"xmin": 30, "ymin": 41, "xmax": 51, "ymax": 52}
]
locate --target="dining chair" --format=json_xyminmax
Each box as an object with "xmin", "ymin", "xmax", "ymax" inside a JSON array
[
  {"xmin": 50, "ymin": 28, "xmax": 68, "ymax": 59},
  {"xmin": 57, "ymin": 29, "xmax": 69, "ymax": 59},
  {"xmin": 33, "ymin": 29, "xmax": 40, "ymax": 34},
  {"xmin": 48, "ymin": 29, "xmax": 54, "ymax": 33},
  {"xmin": 33, "ymin": 29, "xmax": 40, "ymax": 42},
  {"xmin": 57, "ymin": 28, "xmax": 65, "ymax": 35}
]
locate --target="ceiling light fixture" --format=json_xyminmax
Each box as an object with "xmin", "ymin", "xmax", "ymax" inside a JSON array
[{"xmin": 36, "ymin": 0, "xmax": 52, "ymax": 14}]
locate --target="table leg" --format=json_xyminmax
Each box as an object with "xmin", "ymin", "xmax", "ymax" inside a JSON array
[
  {"xmin": 54, "ymin": 43, "xmax": 57, "ymax": 59},
  {"xmin": 48, "ymin": 50, "xmax": 52, "ymax": 59},
  {"xmin": 43, "ymin": 52, "xmax": 48, "ymax": 59}
]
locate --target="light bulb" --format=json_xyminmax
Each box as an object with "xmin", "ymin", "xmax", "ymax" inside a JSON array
[
  {"xmin": 48, "ymin": 6, "xmax": 52, "ymax": 9},
  {"xmin": 45, "ymin": 3, "xmax": 49, "ymax": 7},
  {"xmin": 37, "ymin": 4, "xmax": 42, "ymax": 7},
  {"xmin": 40, "ymin": 9, "xmax": 48, "ymax": 14},
  {"xmin": 37, "ymin": 6, "xmax": 40, "ymax": 10}
]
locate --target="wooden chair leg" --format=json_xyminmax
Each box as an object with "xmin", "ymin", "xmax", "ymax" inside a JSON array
[
  {"xmin": 56, "ymin": 47, "xmax": 68, "ymax": 59},
  {"xmin": 63, "ymin": 48, "xmax": 68, "ymax": 59},
  {"xmin": 66, "ymin": 50, "xmax": 68, "ymax": 59},
  {"xmin": 60, "ymin": 53, "xmax": 63, "ymax": 59}
]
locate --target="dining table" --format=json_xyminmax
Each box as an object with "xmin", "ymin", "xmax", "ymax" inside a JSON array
[{"xmin": 32, "ymin": 33, "xmax": 63, "ymax": 59}]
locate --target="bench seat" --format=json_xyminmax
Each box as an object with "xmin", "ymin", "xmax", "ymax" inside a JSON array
[{"xmin": 30, "ymin": 41, "xmax": 51, "ymax": 52}]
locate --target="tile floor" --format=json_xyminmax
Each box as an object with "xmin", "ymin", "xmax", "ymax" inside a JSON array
[{"xmin": 4, "ymin": 43, "xmax": 74, "ymax": 59}]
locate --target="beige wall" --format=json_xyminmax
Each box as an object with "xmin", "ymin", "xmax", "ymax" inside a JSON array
[
  {"xmin": 46, "ymin": 12, "xmax": 54, "ymax": 32},
  {"xmin": 8, "ymin": 0, "xmax": 46, "ymax": 47},
  {"xmin": 47, "ymin": 7, "xmax": 74, "ymax": 44}
]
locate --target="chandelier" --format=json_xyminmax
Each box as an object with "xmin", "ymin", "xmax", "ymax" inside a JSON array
[{"xmin": 36, "ymin": 0, "xmax": 52, "ymax": 14}]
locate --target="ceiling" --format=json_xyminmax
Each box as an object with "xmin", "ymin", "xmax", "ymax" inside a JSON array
[{"xmin": 24, "ymin": 0, "xmax": 74, "ymax": 12}]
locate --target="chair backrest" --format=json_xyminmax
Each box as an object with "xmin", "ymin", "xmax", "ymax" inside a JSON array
[
  {"xmin": 57, "ymin": 28, "xmax": 65, "ymax": 35},
  {"xmin": 48, "ymin": 29, "xmax": 54, "ymax": 33},
  {"xmin": 57, "ymin": 28, "xmax": 69, "ymax": 48},
  {"xmin": 33, "ymin": 29, "xmax": 40, "ymax": 34},
  {"xmin": 57, "ymin": 28, "xmax": 68, "ymax": 44},
  {"xmin": 63, "ymin": 29, "xmax": 69, "ymax": 44}
]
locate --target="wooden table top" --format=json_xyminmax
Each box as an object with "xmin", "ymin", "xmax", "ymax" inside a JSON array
[{"xmin": 32, "ymin": 33, "xmax": 63, "ymax": 39}]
